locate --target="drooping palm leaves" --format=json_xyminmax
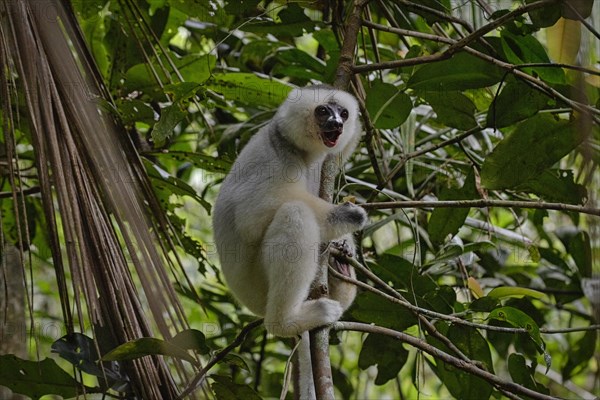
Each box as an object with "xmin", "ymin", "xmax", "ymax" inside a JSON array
[{"xmin": 0, "ymin": 0, "xmax": 199, "ymax": 397}]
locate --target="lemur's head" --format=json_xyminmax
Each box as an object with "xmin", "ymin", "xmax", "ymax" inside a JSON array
[{"xmin": 274, "ymin": 85, "xmax": 360, "ymax": 156}]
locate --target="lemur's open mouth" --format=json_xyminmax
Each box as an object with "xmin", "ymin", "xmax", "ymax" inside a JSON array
[{"xmin": 321, "ymin": 128, "xmax": 342, "ymax": 148}]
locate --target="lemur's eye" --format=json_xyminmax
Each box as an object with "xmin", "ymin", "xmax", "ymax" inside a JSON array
[
  {"xmin": 315, "ymin": 105, "xmax": 328, "ymax": 116},
  {"xmin": 340, "ymin": 109, "xmax": 349, "ymax": 120}
]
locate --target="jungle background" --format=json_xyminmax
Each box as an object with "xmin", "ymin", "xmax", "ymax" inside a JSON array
[{"xmin": 0, "ymin": 0, "xmax": 599, "ymax": 399}]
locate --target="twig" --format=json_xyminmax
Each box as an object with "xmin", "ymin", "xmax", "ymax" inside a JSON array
[
  {"xmin": 0, "ymin": 186, "xmax": 41, "ymax": 198},
  {"xmin": 328, "ymin": 251, "xmax": 476, "ymax": 363},
  {"xmin": 329, "ymin": 261, "xmax": 600, "ymax": 335},
  {"xmin": 334, "ymin": 321, "xmax": 561, "ymax": 400},
  {"xmin": 362, "ymin": 199, "xmax": 600, "ymax": 217},
  {"xmin": 177, "ymin": 319, "xmax": 264, "ymax": 399},
  {"xmin": 377, "ymin": 126, "xmax": 483, "ymax": 191}
]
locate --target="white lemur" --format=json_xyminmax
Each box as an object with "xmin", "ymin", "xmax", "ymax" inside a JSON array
[{"xmin": 213, "ymin": 85, "xmax": 365, "ymax": 397}]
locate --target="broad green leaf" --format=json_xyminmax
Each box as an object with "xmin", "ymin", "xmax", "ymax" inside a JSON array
[
  {"xmin": 169, "ymin": 0, "xmax": 212, "ymax": 19},
  {"xmin": 481, "ymin": 115, "xmax": 583, "ymax": 190},
  {"xmin": 562, "ymin": 329, "xmax": 597, "ymax": 380},
  {"xmin": 408, "ymin": 52, "xmax": 504, "ymax": 91},
  {"xmin": 372, "ymin": 253, "xmax": 436, "ymax": 295},
  {"xmin": 569, "ymin": 230, "xmax": 593, "ymax": 278},
  {"xmin": 152, "ymin": 82, "xmax": 204, "ymax": 145},
  {"xmin": 420, "ymin": 91, "xmax": 477, "ymax": 130},
  {"xmin": 429, "ymin": 325, "xmax": 493, "ymax": 400},
  {"xmin": 423, "ymin": 285, "xmax": 456, "ymax": 315},
  {"xmin": 488, "ymin": 306, "xmax": 548, "ymax": 365},
  {"xmin": 366, "ymin": 82, "xmax": 412, "ymax": 129},
  {"xmin": 239, "ymin": 3, "xmax": 316, "ymax": 36},
  {"xmin": 0, "ymin": 355, "xmax": 94, "ymax": 400},
  {"xmin": 561, "ymin": 0, "xmax": 595, "ymax": 19},
  {"xmin": 519, "ymin": 169, "xmax": 587, "ymax": 205},
  {"xmin": 116, "ymin": 99, "xmax": 156, "ymax": 125},
  {"xmin": 526, "ymin": 0, "xmax": 561, "ymax": 28},
  {"xmin": 211, "ymin": 375, "xmax": 262, "ymax": 400},
  {"xmin": 350, "ymin": 291, "xmax": 417, "ymax": 332},
  {"xmin": 500, "ymin": 31, "xmax": 565, "ymax": 84},
  {"xmin": 51, "ymin": 333, "xmax": 102, "ymax": 377},
  {"xmin": 169, "ymin": 329, "xmax": 211, "ymax": 355},
  {"xmin": 101, "ymin": 337, "xmax": 197, "ymax": 365},
  {"xmin": 428, "ymin": 172, "xmax": 477, "ymax": 244},
  {"xmin": 508, "ymin": 353, "xmax": 549, "ymax": 394},
  {"xmin": 207, "ymin": 73, "xmax": 292, "ymax": 108},
  {"xmin": 487, "ymin": 80, "xmax": 549, "ymax": 128},
  {"xmin": 487, "ymin": 287, "xmax": 546, "ymax": 300},
  {"xmin": 152, "ymin": 105, "xmax": 187, "ymax": 145},
  {"xmin": 358, "ymin": 334, "xmax": 408, "ymax": 385}
]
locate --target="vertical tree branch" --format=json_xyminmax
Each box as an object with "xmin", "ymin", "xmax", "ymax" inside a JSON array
[{"xmin": 309, "ymin": 1, "xmax": 367, "ymax": 399}]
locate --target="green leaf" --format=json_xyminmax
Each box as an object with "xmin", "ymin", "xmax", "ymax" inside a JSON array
[
  {"xmin": 116, "ymin": 99, "xmax": 156, "ymax": 125},
  {"xmin": 211, "ymin": 375, "xmax": 262, "ymax": 399},
  {"xmin": 487, "ymin": 287, "xmax": 546, "ymax": 300},
  {"xmin": 526, "ymin": 0, "xmax": 561, "ymax": 28},
  {"xmin": 429, "ymin": 325, "xmax": 493, "ymax": 399},
  {"xmin": 168, "ymin": 0, "xmax": 209, "ymax": 18},
  {"xmin": 207, "ymin": 73, "xmax": 292, "ymax": 108},
  {"xmin": 365, "ymin": 82, "xmax": 412, "ymax": 129},
  {"xmin": 51, "ymin": 333, "xmax": 101, "ymax": 377},
  {"xmin": 488, "ymin": 306, "xmax": 548, "ymax": 365},
  {"xmin": 519, "ymin": 169, "xmax": 588, "ymax": 205},
  {"xmin": 169, "ymin": 329, "xmax": 211, "ymax": 355},
  {"xmin": 0, "ymin": 355, "xmax": 94, "ymax": 400},
  {"xmin": 240, "ymin": 3, "xmax": 316, "ymax": 36},
  {"xmin": 487, "ymin": 80, "xmax": 549, "ymax": 128},
  {"xmin": 372, "ymin": 253, "xmax": 436, "ymax": 295},
  {"xmin": 508, "ymin": 353, "xmax": 548, "ymax": 394},
  {"xmin": 420, "ymin": 91, "xmax": 477, "ymax": 130},
  {"xmin": 500, "ymin": 31, "xmax": 565, "ymax": 84},
  {"xmin": 569, "ymin": 231, "xmax": 593, "ymax": 278},
  {"xmin": 358, "ymin": 334, "xmax": 408, "ymax": 385},
  {"xmin": 428, "ymin": 172, "xmax": 478, "ymax": 244},
  {"xmin": 408, "ymin": 52, "xmax": 504, "ymax": 91},
  {"xmin": 481, "ymin": 115, "xmax": 583, "ymax": 190},
  {"xmin": 562, "ymin": 329, "xmax": 597, "ymax": 380},
  {"xmin": 561, "ymin": 0, "xmax": 595, "ymax": 19},
  {"xmin": 151, "ymin": 82, "xmax": 205, "ymax": 144},
  {"xmin": 350, "ymin": 291, "xmax": 417, "ymax": 332},
  {"xmin": 101, "ymin": 337, "xmax": 197, "ymax": 365}
]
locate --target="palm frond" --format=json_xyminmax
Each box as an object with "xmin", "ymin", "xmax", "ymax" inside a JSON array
[{"xmin": 0, "ymin": 0, "xmax": 199, "ymax": 397}]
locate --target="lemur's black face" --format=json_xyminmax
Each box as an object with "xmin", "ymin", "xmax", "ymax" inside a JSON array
[{"xmin": 315, "ymin": 103, "xmax": 349, "ymax": 148}]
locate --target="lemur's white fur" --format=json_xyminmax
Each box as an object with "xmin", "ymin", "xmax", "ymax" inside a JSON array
[{"xmin": 213, "ymin": 85, "xmax": 365, "ymax": 398}]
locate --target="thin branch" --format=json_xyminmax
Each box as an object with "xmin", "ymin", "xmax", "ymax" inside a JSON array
[
  {"xmin": 354, "ymin": 0, "xmax": 559, "ymax": 73},
  {"xmin": 329, "ymin": 262, "xmax": 600, "ymax": 335},
  {"xmin": 177, "ymin": 319, "xmax": 264, "ymax": 399},
  {"xmin": 362, "ymin": 199, "xmax": 600, "ymax": 217},
  {"xmin": 378, "ymin": 126, "xmax": 483, "ymax": 191},
  {"xmin": 0, "ymin": 186, "xmax": 41, "ymax": 199},
  {"xmin": 335, "ymin": 321, "xmax": 561, "ymax": 400},
  {"xmin": 392, "ymin": 0, "xmax": 474, "ymax": 33},
  {"xmin": 562, "ymin": 1, "xmax": 600, "ymax": 41},
  {"xmin": 357, "ymin": 1, "xmax": 600, "ymax": 122},
  {"xmin": 329, "ymin": 252, "xmax": 476, "ymax": 363}
]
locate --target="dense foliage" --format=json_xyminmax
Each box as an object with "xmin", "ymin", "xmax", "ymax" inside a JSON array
[{"xmin": 0, "ymin": 0, "xmax": 599, "ymax": 399}]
